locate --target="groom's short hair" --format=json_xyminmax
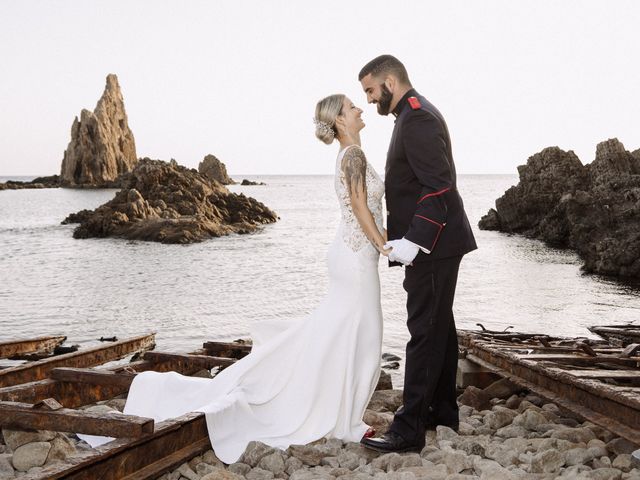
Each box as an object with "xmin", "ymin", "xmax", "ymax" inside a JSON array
[{"xmin": 358, "ymin": 55, "xmax": 411, "ymax": 85}]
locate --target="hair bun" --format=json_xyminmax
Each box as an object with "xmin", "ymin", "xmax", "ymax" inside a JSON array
[{"xmin": 314, "ymin": 118, "xmax": 335, "ymax": 145}]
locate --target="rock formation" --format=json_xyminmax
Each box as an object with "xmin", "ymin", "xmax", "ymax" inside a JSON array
[
  {"xmin": 479, "ymin": 138, "xmax": 640, "ymax": 279},
  {"xmin": 60, "ymin": 74, "xmax": 137, "ymax": 187},
  {"xmin": 198, "ymin": 154, "xmax": 235, "ymax": 185},
  {"xmin": 62, "ymin": 158, "xmax": 278, "ymax": 243},
  {"xmin": 241, "ymin": 179, "xmax": 266, "ymax": 186},
  {"xmin": 0, "ymin": 175, "xmax": 60, "ymax": 191}
]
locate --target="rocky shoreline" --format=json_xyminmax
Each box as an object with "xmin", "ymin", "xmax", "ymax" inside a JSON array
[
  {"xmin": 2, "ymin": 374, "xmax": 638, "ymax": 479},
  {"xmin": 479, "ymin": 139, "xmax": 640, "ymax": 280},
  {"xmin": 0, "ymin": 176, "xmax": 61, "ymax": 191},
  {"xmin": 62, "ymin": 158, "xmax": 278, "ymax": 243}
]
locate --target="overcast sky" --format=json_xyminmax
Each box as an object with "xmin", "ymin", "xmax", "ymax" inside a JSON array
[{"xmin": 0, "ymin": 1, "xmax": 638, "ymax": 176}]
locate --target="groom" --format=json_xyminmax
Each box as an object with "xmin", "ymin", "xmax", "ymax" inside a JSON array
[{"xmin": 359, "ymin": 55, "xmax": 477, "ymax": 452}]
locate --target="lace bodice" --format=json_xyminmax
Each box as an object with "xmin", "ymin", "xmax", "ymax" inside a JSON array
[{"xmin": 334, "ymin": 145, "xmax": 385, "ymax": 256}]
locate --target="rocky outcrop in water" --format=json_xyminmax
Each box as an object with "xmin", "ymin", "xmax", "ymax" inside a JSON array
[
  {"xmin": 479, "ymin": 138, "xmax": 640, "ymax": 279},
  {"xmin": 60, "ymin": 74, "xmax": 137, "ymax": 188},
  {"xmin": 198, "ymin": 154, "xmax": 235, "ymax": 185},
  {"xmin": 0, "ymin": 175, "xmax": 60, "ymax": 190},
  {"xmin": 62, "ymin": 158, "xmax": 278, "ymax": 243}
]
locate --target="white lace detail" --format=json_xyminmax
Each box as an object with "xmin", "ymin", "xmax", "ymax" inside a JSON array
[{"xmin": 334, "ymin": 145, "xmax": 385, "ymax": 258}]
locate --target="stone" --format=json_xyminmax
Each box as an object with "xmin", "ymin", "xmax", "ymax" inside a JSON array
[
  {"xmin": 458, "ymin": 386, "xmax": 491, "ymax": 411},
  {"xmin": 1, "ymin": 429, "xmax": 56, "ymax": 451},
  {"xmin": 484, "ymin": 406, "xmax": 517, "ymax": 430},
  {"xmin": 258, "ymin": 452, "xmax": 286, "ymax": 474},
  {"xmin": 608, "ymin": 438, "xmax": 638, "ymax": 455},
  {"xmin": 512, "ymin": 409, "xmax": 548, "ymax": 431},
  {"xmin": 287, "ymin": 444, "xmax": 324, "ymax": 466},
  {"xmin": 376, "ymin": 370, "xmax": 393, "ymax": 391},
  {"xmin": 479, "ymin": 138, "xmax": 640, "ymax": 279},
  {"xmin": 198, "ymin": 154, "xmax": 235, "ymax": 185},
  {"xmin": 436, "ymin": 426, "xmax": 458, "ymax": 442},
  {"xmin": 482, "ymin": 378, "xmax": 521, "ymax": 400},
  {"xmin": 530, "ymin": 449, "xmax": 565, "ymax": 474},
  {"xmin": 504, "ymin": 395, "xmax": 523, "ymax": 410},
  {"xmin": 473, "ymin": 458, "xmax": 516, "ymax": 479},
  {"xmin": 612, "ymin": 454, "xmax": 633, "ymax": 472},
  {"xmin": 195, "ymin": 462, "xmax": 216, "ymax": 476},
  {"xmin": 550, "ymin": 427, "xmax": 596, "ymax": 444},
  {"xmin": 582, "ymin": 468, "xmax": 623, "ymax": 479},
  {"xmin": 246, "ymin": 467, "xmax": 275, "ymax": 480},
  {"xmin": 176, "ymin": 463, "xmax": 199, "ymax": 480},
  {"xmin": 592, "ymin": 456, "xmax": 612, "ymax": 469},
  {"xmin": 441, "ymin": 451, "xmax": 473, "ymax": 474},
  {"xmin": 565, "ymin": 447, "xmax": 598, "ymax": 466},
  {"xmin": 61, "ymin": 74, "xmax": 137, "ymax": 187},
  {"xmin": 363, "ymin": 409, "xmax": 394, "ymax": 433},
  {"xmin": 0, "ymin": 453, "xmax": 14, "ymax": 478},
  {"xmin": 241, "ymin": 441, "xmax": 277, "ymax": 467},
  {"xmin": 367, "ymin": 389, "xmax": 403, "ymax": 413},
  {"xmin": 284, "ymin": 456, "xmax": 304, "ymax": 475},
  {"xmin": 11, "ymin": 442, "xmax": 51, "ymax": 472},
  {"xmin": 290, "ymin": 468, "xmax": 333, "ymax": 479},
  {"xmin": 371, "ymin": 452, "xmax": 404, "ymax": 472},
  {"xmin": 495, "ymin": 425, "xmax": 528, "ymax": 439},
  {"xmin": 202, "ymin": 449, "xmax": 224, "ymax": 467},
  {"xmin": 397, "ymin": 465, "xmax": 448, "ymax": 479},
  {"xmin": 337, "ymin": 450, "xmax": 361, "ymax": 470},
  {"xmin": 228, "ymin": 462, "xmax": 252, "ymax": 476},
  {"xmin": 201, "ymin": 469, "xmax": 245, "ymax": 480},
  {"xmin": 63, "ymin": 158, "xmax": 278, "ymax": 243},
  {"xmin": 457, "ymin": 422, "xmax": 475, "ymax": 436},
  {"xmin": 45, "ymin": 435, "xmax": 77, "ymax": 464}
]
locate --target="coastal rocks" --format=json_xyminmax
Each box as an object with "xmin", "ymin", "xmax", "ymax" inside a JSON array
[
  {"xmin": 62, "ymin": 158, "xmax": 278, "ymax": 243},
  {"xmin": 60, "ymin": 74, "xmax": 137, "ymax": 187},
  {"xmin": 198, "ymin": 154, "xmax": 236, "ymax": 185},
  {"xmin": 0, "ymin": 175, "xmax": 61, "ymax": 191},
  {"xmin": 242, "ymin": 179, "xmax": 266, "ymax": 186},
  {"xmin": 479, "ymin": 138, "xmax": 640, "ymax": 279}
]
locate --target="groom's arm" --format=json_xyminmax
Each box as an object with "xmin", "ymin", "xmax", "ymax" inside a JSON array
[{"xmin": 401, "ymin": 110, "xmax": 452, "ymax": 253}]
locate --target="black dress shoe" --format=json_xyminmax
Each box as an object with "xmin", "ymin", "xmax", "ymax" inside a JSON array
[{"xmin": 360, "ymin": 431, "xmax": 424, "ymax": 453}]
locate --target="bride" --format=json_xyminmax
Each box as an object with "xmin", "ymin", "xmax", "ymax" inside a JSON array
[{"xmin": 84, "ymin": 94, "xmax": 389, "ymax": 464}]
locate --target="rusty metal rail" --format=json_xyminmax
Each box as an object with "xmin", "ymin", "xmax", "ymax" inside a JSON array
[{"xmin": 459, "ymin": 329, "xmax": 640, "ymax": 446}]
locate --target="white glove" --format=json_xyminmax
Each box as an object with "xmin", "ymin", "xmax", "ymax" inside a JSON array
[{"xmin": 384, "ymin": 238, "xmax": 420, "ymax": 265}]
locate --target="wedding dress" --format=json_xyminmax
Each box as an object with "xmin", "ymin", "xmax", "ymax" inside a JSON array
[{"xmin": 81, "ymin": 145, "xmax": 385, "ymax": 464}]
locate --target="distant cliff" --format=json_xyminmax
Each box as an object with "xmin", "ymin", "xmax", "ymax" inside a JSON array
[
  {"xmin": 60, "ymin": 74, "xmax": 137, "ymax": 187},
  {"xmin": 479, "ymin": 139, "xmax": 640, "ymax": 279}
]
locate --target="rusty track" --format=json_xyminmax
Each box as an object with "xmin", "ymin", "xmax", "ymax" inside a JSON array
[
  {"xmin": 459, "ymin": 329, "xmax": 640, "ymax": 445},
  {"xmin": 0, "ymin": 335, "xmax": 67, "ymax": 359}
]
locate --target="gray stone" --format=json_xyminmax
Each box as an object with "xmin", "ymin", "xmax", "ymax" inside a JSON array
[
  {"xmin": 287, "ymin": 444, "xmax": 324, "ymax": 466},
  {"xmin": 321, "ymin": 456, "xmax": 340, "ymax": 468},
  {"xmin": 371, "ymin": 452, "xmax": 404, "ymax": 472},
  {"xmin": 550, "ymin": 427, "xmax": 596, "ymax": 444},
  {"xmin": 612, "ymin": 454, "xmax": 633, "ymax": 472},
  {"xmin": 565, "ymin": 447, "xmax": 597, "ymax": 466},
  {"xmin": 398, "ymin": 464, "xmax": 448, "ymax": 479},
  {"xmin": 176, "ymin": 463, "xmax": 200, "ymax": 480},
  {"xmin": 458, "ymin": 386, "xmax": 491, "ymax": 411},
  {"xmin": 45, "ymin": 435, "xmax": 77, "ymax": 464},
  {"xmin": 367, "ymin": 389, "xmax": 403, "ymax": 413},
  {"xmin": 200, "ymin": 469, "xmax": 245, "ymax": 480},
  {"xmin": 581, "ymin": 468, "xmax": 623, "ymax": 479},
  {"xmin": 592, "ymin": 456, "xmax": 612, "ymax": 469},
  {"xmin": 530, "ymin": 449, "xmax": 565, "ymax": 474},
  {"xmin": 484, "ymin": 407, "xmax": 517, "ymax": 430},
  {"xmin": 608, "ymin": 438, "xmax": 638, "ymax": 455},
  {"xmin": 289, "ymin": 467, "xmax": 333, "ymax": 479},
  {"xmin": 512, "ymin": 409, "xmax": 548, "ymax": 431},
  {"xmin": 241, "ymin": 441, "xmax": 277, "ymax": 467},
  {"xmin": 195, "ymin": 462, "xmax": 216, "ymax": 476},
  {"xmin": 436, "ymin": 426, "xmax": 458, "ymax": 442},
  {"xmin": 11, "ymin": 442, "xmax": 51, "ymax": 472},
  {"xmin": 495, "ymin": 425, "xmax": 528, "ymax": 439},
  {"xmin": 202, "ymin": 449, "xmax": 224, "ymax": 468},
  {"xmin": 1, "ymin": 429, "xmax": 56, "ymax": 451},
  {"xmin": 246, "ymin": 467, "xmax": 275, "ymax": 480},
  {"xmin": 482, "ymin": 378, "xmax": 521, "ymax": 400},
  {"xmin": 457, "ymin": 422, "xmax": 475, "ymax": 436},
  {"xmin": 228, "ymin": 462, "xmax": 252, "ymax": 475},
  {"xmin": 0, "ymin": 453, "xmax": 14, "ymax": 478},
  {"xmin": 504, "ymin": 395, "xmax": 522, "ymax": 410},
  {"xmin": 441, "ymin": 451, "xmax": 473, "ymax": 474},
  {"xmin": 337, "ymin": 450, "xmax": 361, "ymax": 470},
  {"xmin": 285, "ymin": 456, "xmax": 304, "ymax": 475},
  {"xmin": 258, "ymin": 452, "xmax": 285, "ymax": 474}
]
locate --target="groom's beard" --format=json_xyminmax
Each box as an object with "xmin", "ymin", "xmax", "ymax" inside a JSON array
[{"xmin": 375, "ymin": 83, "xmax": 393, "ymax": 116}]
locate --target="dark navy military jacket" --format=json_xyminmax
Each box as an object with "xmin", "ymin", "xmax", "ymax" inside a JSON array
[{"xmin": 385, "ymin": 89, "xmax": 477, "ymax": 264}]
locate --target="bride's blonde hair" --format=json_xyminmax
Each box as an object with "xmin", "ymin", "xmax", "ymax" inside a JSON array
[{"xmin": 314, "ymin": 94, "xmax": 344, "ymax": 145}]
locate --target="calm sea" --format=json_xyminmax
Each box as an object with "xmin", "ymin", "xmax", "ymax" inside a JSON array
[{"xmin": 1, "ymin": 175, "xmax": 639, "ymax": 385}]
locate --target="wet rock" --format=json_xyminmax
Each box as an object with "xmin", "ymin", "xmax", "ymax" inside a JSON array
[
  {"xmin": 11, "ymin": 442, "xmax": 51, "ymax": 472},
  {"xmin": 61, "ymin": 74, "xmax": 137, "ymax": 187},
  {"xmin": 198, "ymin": 154, "xmax": 235, "ymax": 185},
  {"xmin": 2, "ymin": 429, "xmax": 56, "ymax": 451},
  {"xmin": 63, "ymin": 158, "xmax": 278, "ymax": 243}
]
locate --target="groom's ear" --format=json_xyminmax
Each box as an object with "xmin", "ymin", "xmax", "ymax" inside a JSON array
[{"xmin": 384, "ymin": 76, "xmax": 396, "ymax": 93}]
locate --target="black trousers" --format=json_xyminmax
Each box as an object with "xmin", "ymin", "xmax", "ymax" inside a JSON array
[{"xmin": 389, "ymin": 255, "xmax": 462, "ymax": 444}]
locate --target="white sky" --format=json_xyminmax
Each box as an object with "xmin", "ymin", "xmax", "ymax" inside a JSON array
[{"xmin": 0, "ymin": 0, "xmax": 638, "ymax": 176}]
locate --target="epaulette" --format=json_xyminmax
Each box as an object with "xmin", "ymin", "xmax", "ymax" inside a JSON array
[{"xmin": 408, "ymin": 96, "xmax": 421, "ymax": 110}]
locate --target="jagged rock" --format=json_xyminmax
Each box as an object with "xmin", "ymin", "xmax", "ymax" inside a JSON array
[
  {"xmin": 62, "ymin": 158, "xmax": 278, "ymax": 243},
  {"xmin": 241, "ymin": 179, "xmax": 266, "ymax": 186},
  {"xmin": 458, "ymin": 386, "xmax": 491, "ymax": 411},
  {"xmin": 240, "ymin": 441, "xmax": 277, "ymax": 468},
  {"xmin": 198, "ymin": 154, "xmax": 235, "ymax": 185},
  {"xmin": 61, "ymin": 74, "xmax": 137, "ymax": 187},
  {"xmin": 375, "ymin": 370, "xmax": 393, "ymax": 391},
  {"xmin": 479, "ymin": 138, "xmax": 640, "ymax": 279},
  {"xmin": 257, "ymin": 452, "xmax": 285, "ymax": 475},
  {"xmin": 367, "ymin": 389, "xmax": 403, "ymax": 413}
]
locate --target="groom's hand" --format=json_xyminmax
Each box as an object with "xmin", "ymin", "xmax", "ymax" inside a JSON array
[{"xmin": 383, "ymin": 238, "xmax": 420, "ymax": 266}]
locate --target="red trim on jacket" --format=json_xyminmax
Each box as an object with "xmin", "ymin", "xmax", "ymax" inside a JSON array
[
  {"xmin": 414, "ymin": 214, "xmax": 444, "ymax": 227},
  {"xmin": 417, "ymin": 187, "xmax": 451, "ymax": 204}
]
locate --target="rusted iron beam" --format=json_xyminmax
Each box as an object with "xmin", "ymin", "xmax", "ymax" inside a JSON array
[
  {"xmin": 0, "ymin": 334, "xmax": 156, "ymax": 388},
  {"xmin": 0, "ymin": 336, "xmax": 67, "ymax": 359},
  {"xmin": 50, "ymin": 367, "xmax": 136, "ymax": 388},
  {"xmin": 203, "ymin": 340, "xmax": 251, "ymax": 358},
  {"xmin": 144, "ymin": 351, "xmax": 236, "ymax": 370},
  {"xmin": 21, "ymin": 412, "xmax": 210, "ymax": 480},
  {"xmin": 0, "ymin": 400, "xmax": 154, "ymax": 437}
]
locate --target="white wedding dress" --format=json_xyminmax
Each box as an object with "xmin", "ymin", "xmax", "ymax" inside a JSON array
[{"xmin": 81, "ymin": 145, "xmax": 385, "ymax": 464}]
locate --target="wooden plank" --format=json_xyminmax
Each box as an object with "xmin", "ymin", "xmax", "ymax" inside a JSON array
[
  {"xmin": 564, "ymin": 369, "xmax": 640, "ymax": 379},
  {"xmin": 50, "ymin": 367, "xmax": 136, "ymax": 388},
  {"xmin": 515, "ymin": 354, "xmax": 640, "ymax": 366},
  {"xmin": 0, "ymin": 333, "xmax": 156, "ymax": 388},
  {"xmin": 0, "ymin": 400, "xmax": 154, "ymax": 437},
  {"xmin": 0, "ymin": 336, "xmax": 67, "ymax": 359},
  {"xmin": 203, "ymin": 340, "xmax": 251, "ymax": 358},
  {"xmin": 21, "ymin": 412, "xmax": 210, "ymax": 480},
  {"xmin": 144, "ymin": 351, "xmax": 236, "ymax": 369}
]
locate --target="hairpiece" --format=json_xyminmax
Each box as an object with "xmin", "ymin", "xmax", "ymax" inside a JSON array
[{"xmin": 313, "ymin": 118, "xmax": 335, "ymax": 140}]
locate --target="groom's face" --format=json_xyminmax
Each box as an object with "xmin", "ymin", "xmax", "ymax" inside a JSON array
[{"xmin": 360, "ymin": 74, "xmax": 393, "ymax": 116}]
